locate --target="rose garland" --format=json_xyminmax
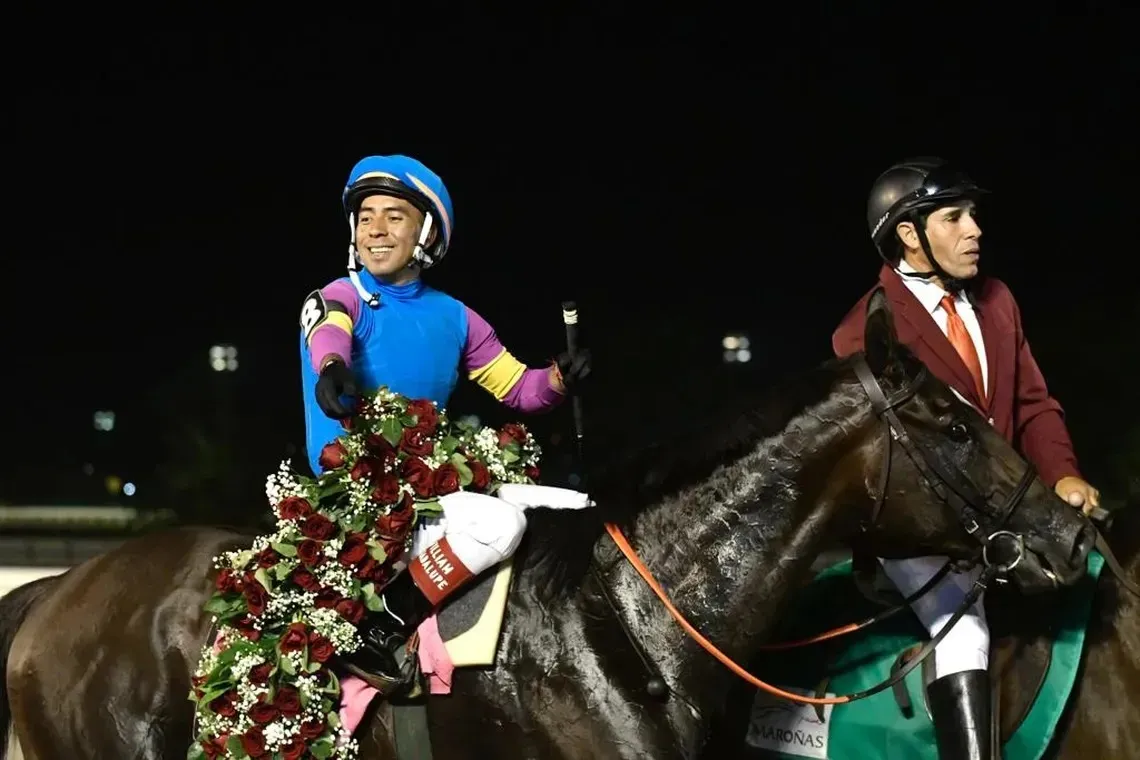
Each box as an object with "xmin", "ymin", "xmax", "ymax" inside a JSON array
[{"xmin": 187, "ymin": 387, "xmax": 541, "ymax": 759}]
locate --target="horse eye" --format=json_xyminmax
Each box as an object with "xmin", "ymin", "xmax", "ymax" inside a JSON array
[{"xmin": 948, "ymin": 422, "xmax": 970, "ymax": 442}]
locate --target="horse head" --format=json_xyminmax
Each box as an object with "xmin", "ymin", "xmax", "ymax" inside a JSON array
[{"xmin": 851, "ymin": 286, "xmax": 1095, "ymax": 594}]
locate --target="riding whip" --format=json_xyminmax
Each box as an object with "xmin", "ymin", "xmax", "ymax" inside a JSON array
[{"xmin": 561, "ymin": 301, "xmax": 586, "ymax": 462}]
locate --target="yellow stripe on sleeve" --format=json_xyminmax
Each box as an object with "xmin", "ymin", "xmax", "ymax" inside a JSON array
[{"xmin": 468, "ymin": 348, "xmax": 527, "ymax": 400}]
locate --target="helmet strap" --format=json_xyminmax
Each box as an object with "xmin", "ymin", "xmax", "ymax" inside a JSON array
[
  {"xmin": 345, "ymin": 211, "xmax": 381, "ymax": 308},
  {"xmin": 411, "ymin": 212, "xmax": 436, "ymax": 268},
  {"xmin": 890, "ymin": 211, "xmax": 968, "ymax": 294}
]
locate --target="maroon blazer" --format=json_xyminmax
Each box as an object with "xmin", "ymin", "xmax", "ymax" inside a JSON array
[{"xmin": 832, "ymin": 264, "xmax": 1081, "ymax": 487}]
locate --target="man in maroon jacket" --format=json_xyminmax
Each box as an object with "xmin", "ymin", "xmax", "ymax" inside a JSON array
[{"xmin": 832, "ymin": 157, "xmax": 1099, "ymax": 760}]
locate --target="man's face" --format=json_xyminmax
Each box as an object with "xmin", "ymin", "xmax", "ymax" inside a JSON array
[
  {"xmin": 354, "ymin": 194, "xmax": 434, "ymax": 282},
  {"xmin": 898, "ymin": 201, "xmax": 983, "ymax": 281}
]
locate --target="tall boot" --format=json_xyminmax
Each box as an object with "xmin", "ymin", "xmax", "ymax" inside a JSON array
[
  {"xmin": 926, "ymin": 669, "xmax": 994, "ymax": 760},
  {"xmin": 343, "ymin": 570, "xmax": 435, "ymax": 693}
]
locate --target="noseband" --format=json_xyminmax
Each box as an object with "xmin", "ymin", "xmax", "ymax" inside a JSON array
[{"xmin": 853, "ymin": 355, "xmax": 1037, "ymax": 573}]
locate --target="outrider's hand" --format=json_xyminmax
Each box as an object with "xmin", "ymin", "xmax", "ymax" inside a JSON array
[{"xmin": 315, "ymin": 360, "xmax": 358, "ymax": 419}]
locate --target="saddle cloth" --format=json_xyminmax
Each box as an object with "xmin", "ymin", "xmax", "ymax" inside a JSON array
[{"xmin": 743, "ymin": 553, "xmax": 1104, "ymax": 760}]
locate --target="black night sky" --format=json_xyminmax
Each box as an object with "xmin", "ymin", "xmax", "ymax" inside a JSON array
[{"xmin": 3, "ymin": 6, "xmax": 1137, "ymax": 523}]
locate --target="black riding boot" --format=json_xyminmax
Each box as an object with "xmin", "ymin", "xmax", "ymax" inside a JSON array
[
  {"xmin": 343, "ymin": 571, "xmax": 435, "ymax": 693},
  {"xmin": 927, "ymin": 669, "xmax": 994, "ymax": 760}
]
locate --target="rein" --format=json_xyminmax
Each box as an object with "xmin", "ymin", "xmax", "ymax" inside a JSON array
[{"xmin": 600, "ymin": 354, "xmax": 1045, "ymax": 706}]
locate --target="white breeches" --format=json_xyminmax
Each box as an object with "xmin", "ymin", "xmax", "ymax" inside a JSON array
[
  {"xmin": 413, "ymin": 484, "xmax": 594, "ymax": 576},
  {"xmin": 879, "ymin": 555, "xmax": 989, "ymax": 680}
]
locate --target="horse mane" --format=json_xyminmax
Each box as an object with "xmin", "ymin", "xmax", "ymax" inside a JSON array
[{"xmin": 519, "ymin": 356, "xmax": 850, "ymax": 599}]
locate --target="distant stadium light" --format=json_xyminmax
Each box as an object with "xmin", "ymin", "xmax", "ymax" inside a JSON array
[
  {"xmin": 210, "ymin": 344, "xmax": 239, "ymax": 371},
  {"xmin": 721, "ymin": 332, "xmax": 751, "ymax": 363},
  {"xmin": 93, "ymin": 410, "xmax": 115, "ymax": 431}
]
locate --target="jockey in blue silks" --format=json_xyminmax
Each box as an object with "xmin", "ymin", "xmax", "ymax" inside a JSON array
[{"xmin": 297, "ymin": 154, "xmax": 593, "ymax": 692}]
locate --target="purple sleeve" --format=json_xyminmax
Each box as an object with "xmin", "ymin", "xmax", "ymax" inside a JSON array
[
  {"xmin": 463, "ymin": 305, "xmax": 565, "ymax": 413},
  {"xmin": 307, "ymin": 280, "xmax": 360, "ymax": 372}
]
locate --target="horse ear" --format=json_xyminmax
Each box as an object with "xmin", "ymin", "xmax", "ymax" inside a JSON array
[{"xmin": 864, "ymin": 287, "xmax": 899, "ymax": 375}]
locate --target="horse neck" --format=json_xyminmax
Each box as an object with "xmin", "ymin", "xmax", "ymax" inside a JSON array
[{"xmin": 600, "ymin": 388, "xmax": 867, "ymax": 698}]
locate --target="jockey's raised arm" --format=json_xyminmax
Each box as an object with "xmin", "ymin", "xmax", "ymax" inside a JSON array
[{"xmin": 461, "ymin": 304, "xmax": 587, "ymax": 413}]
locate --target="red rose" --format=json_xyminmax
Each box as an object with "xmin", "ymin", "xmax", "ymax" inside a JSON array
[
  {"xmin": 276, "ymin": 496, "xmax": 312, "ymax": 521},
  {"xmin": 401, "ymin": 458, "xmax": 434, "ymax": 498},
  {"xmin": 240, "ymin": 726, "xmax": 267, "ymax": 758},
  {"xmin": 281, "ymin": 738, "xmax": 306, "ymax": 760},
  {"xmin": 350, "ymin": 456, "xmax": 380, "ymax": 483},
  {"xmin": 467, "ymin": 459, "xmax": 490, "ymax": 491},
  {"xmin": 274, "ymin": 685, "xmax": 302, "ymax": 719},
  {"xmin": 433, "ymin": 463, "xmax": 461, "ymax": 495},
  {"xmin": 315, "ymin": 588, "xmax": 341, "ymax": 609},
  {"xmin": 370, "ymin": 472, "xmax": 401, "ymax": 506},
  {"xmin": 290, "ymin": 567, "xmax": 321, "ymax": 593},
  {"xmin": 354, "ymin": 557, "xmax": 378, "ymax": 580},
  {"xmin": 214, "ymin": 568, "xmax": 239, "ymax": 593},
  {"xmin": 297, "ymin": 539, "xmax": 324, "ymax": 567},
  {"xmin": 525, "ymin": 465, "xmax": 540, "ymax": 481},
  {"xmin": 338, "ymin": 532, "xmax": 369, "ymax": 567},
  {"xmin": 254, "ymin": 547, "xmax": 278, "ymax": 568},
  {"xmin": 318, "ymin": 441, "xmax": 348, "ymax": 470},
  {"xmin": 380, "ymin": 536, "xmax": 407, "ymax": 562},
  {"xmin": 209, "ymin": 690, "xmax": 237, "ymax": 718},
  {"xmin": 243, "ymin": 579, "xmax": 268, "ymax": 616},
  {"xmin": 335, "ymin": 598, "xmax": 365, "ymax": 624},
  {"xmin": 234, "ymin": 615, "xmax": 260, "ymax": 640},
  {"xmin": 300, "ymin": 721, "xmax": 325, "ymax": 740},
  {"xmin": 498, "ymin": 423, "xmax": 528, "ymax": 447},
  {"xmin": 309, "ymin": 634, "xmax": 334, "ymax": 663},
  {"xmin": 279, "ymin": 622, "xmax": 308, "ymax": 653},
  {"xmin": 201, "ymin": 736, "xmax": 228, "ymax": 759},
  {"xmin": 376, "ymin": 492, "xmax": 415, "ymax": 539},
  {"xmin": 300, "ymin": 513, "xmax": 337, "ymax": 540},
  {"xmin": 248, "ymin": 663, "xmax": 272, "ymax": 685},
  {"xmin": 407, "ymin": 399, "xmax": 439, "ymax": 435},
  {"xmin": 399, "ymin": 426, "xmax": 435, "ymax": 457},
  {"xmin": 249, "ymin": 700, "xmax": 278, "ymax": 725}
]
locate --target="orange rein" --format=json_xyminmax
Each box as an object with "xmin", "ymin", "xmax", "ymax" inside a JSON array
[{"xmin": 605, "ymin": 522, "xmax": 859, "ymax": 706}]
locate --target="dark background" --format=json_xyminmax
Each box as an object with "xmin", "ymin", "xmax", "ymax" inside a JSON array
[{"xmin": 3, "ymin": 6, "xmax": 1136, "ymax": 527}]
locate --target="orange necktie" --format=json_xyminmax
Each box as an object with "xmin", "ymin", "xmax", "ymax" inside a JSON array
[{"xmin": 940, "ymin": 295, "xmax": 987, "ymax": 409}]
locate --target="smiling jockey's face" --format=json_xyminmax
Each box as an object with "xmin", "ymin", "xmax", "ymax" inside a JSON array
[{"xmin": 354, "ymin": 193, "xmax": 438, "ymax": 284}]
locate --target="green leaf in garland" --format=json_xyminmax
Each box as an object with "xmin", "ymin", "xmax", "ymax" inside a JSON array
[
  {"xmin": 187, "ymin": 741, "xmax": 207, "ymax": 759},
  {"xmin": 327, "ymin": 710, "xmax": 342, "ymax": 729},
  {"xmin": 306, "ymin": 660, "xmax": 322, "ymax": 673},
  {"xmin": 225, "ymin": 734, "xmax": 248, "ymax": 758},
  {"xmin": 203, "ymin": 596, "xmax": 233, "ymax": 615},
  {"xmin": 381, "ymin": 416, "xmax": 402, "ymax": 446},
  {"xmin": 272, "ymin": 561, "xmax": 295, "ymax": 581},
  {"xmin": 400, "ymin": 413, "xmax": 417, "ymax": 427},
  {"xmin": 367, "ymin": 541, "xmax": 388, "ymax": 562},
  {"xmin": 319, "ymin": 480, "xmax": 346, "ymax": 500},
  {"xmin": 362, "ymin": 582, "xmax": 384, "ymax": 612},
  {"xmin": 448, "ymin": 453, "xmax": 474, "ymax": 486},
  {"xmin": 502, "ymin": 447, "xmax": 520, "ymax": 464},
  {"xmin": 254, "ymin": 568, "xmax": 272, "ymax": 593},
  {"xmin": 270, "ymin": 541, "xmax": 297, "ymax": 557},
  {"xmin": 415, "ymin": 498, "xmax": 442, "ymax": 517},
  {"xmin": 345, "ymin": 511, "xmax": 367, "ymax": 533},
  {"xmin": 232, "ymin": 550, "xmax": 254, "ymax": 571},
  {"xmin": 279, "ymin": 654, "xmax": 296, "ymax": 676},
  {"xmin": 439, "ymin": 435, "xmax": 460, "ymax": 457},
  {"xmin": 311, "ymin": 737, "xmax": 335, "ymax": 759}
]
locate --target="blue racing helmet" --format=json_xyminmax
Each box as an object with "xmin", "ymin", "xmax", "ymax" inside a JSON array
[{"xmin": 342, "ymin": 155, "xmax": 455, "ymax": 306}]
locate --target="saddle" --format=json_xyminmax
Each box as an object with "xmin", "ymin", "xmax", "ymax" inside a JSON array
[{"xmin": 744, "ymin": 552, "xmax": 1104, "ymax": 760}]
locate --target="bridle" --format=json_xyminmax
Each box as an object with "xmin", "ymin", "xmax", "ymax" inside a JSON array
[
  {"xmin": 853, "ymin": 355, "xmax": 1037, "ymax": 577},
  {"xmin": 598, "ymin": 354, "xmax": 1047, "ymax": 707}
]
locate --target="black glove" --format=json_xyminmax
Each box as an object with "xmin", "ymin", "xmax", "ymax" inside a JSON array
[
  {"xmin": 315, "ymin": 360, "xmax": 358, "ymax": 419},
  {"xmin": 555, "ymin": 348, "xmax": 592, "ymax": 391}
]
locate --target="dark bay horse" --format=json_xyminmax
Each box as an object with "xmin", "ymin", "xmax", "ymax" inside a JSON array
[{"xmin": 1, "ymin": 290, "xmax": 1096, "ymax": 759}]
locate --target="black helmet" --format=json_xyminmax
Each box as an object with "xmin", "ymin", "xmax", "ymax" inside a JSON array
[{"xmin": 867, "ymin": 157, "xmax": 987, "ymax": 253}]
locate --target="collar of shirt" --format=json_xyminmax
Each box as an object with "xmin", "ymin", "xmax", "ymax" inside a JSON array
[{"xmin": 896, "ymin": 259, "xmax": 976, "ymax": 317}]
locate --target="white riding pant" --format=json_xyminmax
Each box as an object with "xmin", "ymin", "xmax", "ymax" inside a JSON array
[
  {"xmin": 878, "ymin": 555, "xmax": 989, "ymax": 680},
  {"xmin": 413, "ymin": 484, "xmax": 594, "ymax": 576}
]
